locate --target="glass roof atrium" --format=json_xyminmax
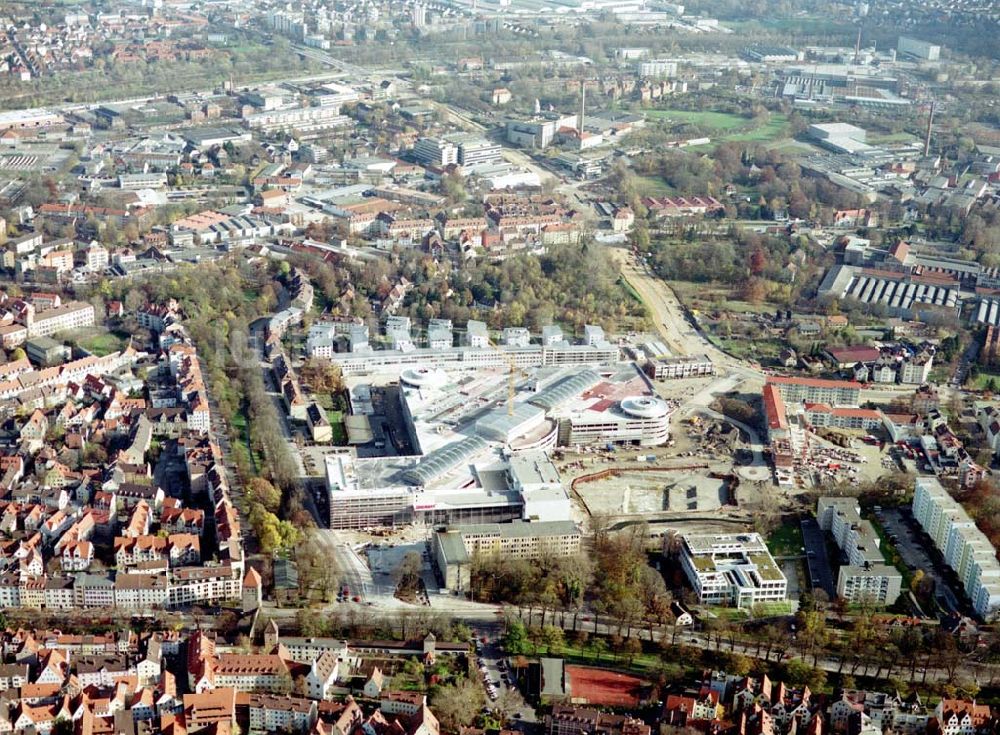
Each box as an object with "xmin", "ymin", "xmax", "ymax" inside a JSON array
[
  {"xmin": 401, "ymin": 435, "xmax": 489, "ymax": 486},
  {"xmin": 528, "ymin": 369, "xmax": 602, "ymax": 411}
]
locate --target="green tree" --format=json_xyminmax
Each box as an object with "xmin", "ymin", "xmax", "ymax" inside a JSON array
[
  {"xmin": 430, "ymin": 680, "xmax": 484, "ymax": 731},
  {"xmin": 504, "ymin": 619, "xmax": 530, "ymax": 654}
]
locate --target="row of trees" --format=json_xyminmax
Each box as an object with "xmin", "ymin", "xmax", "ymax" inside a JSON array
[
  {"xmin": 288, "ymin": 607, "xmax": 472, "ymax": 647},
  {"xmin": 98, "ymin": 259, "xmax": 313, "ymax": 555},
  {"xmin": 471, "ymin": 524, "xmax": 677, "ymax": 643}
]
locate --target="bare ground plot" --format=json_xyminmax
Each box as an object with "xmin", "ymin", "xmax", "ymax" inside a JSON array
[{"xmin": 575, "ymin": 469, "xmax": 730, "ymax": 516}]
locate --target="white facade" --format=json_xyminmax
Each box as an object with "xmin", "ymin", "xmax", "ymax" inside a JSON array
[
  {"xmin": 637, "ymin": 59, "xmax": 678, "ymax": 77},
  {"xmin": 912, "ymin": 477, "xmax": 1000, "ymax": 619},
  {"xmin": 412, "ymin": 137, "xmax": 458, "ymax": 167},
  {"xmin": 679, "ymin": 533, "xmax": 787, "ymax": 608},
  {"xmin": 897, "ymin": 36, "xmax": 940, "ymax": 61}
]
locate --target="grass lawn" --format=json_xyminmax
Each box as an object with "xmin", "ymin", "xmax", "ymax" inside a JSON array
[
  {"xmin": 751, "ymin": 601, "xmax": 794, "ymax": 617},
  {"xmin": 645, "ymin": 108, "xmax": 747, "ymax": 130},
  {"xmin": 232, "ymin": 410, "xmax": 264, "ymax": 471},
  {"xmin": 966, "ymin": 369, "xmax": 1000, "ymax": 392},
  {"xmin": 634, "ymin": 175, "xmax": 675, "ymax": 197},
  {"xmin": 526, "ymin": 640, "xmax": 662, "ymax": 675},
  {"xmin": 327, "ymin": 410, "xmax": 348, "ymax": 445},
  {"xmin": 66, "ymin": 329, "xmax": 127, "ymax": 357},
  {"xmin": 767, "ymin": 524, "xmax": 805, "ymax": 557}
]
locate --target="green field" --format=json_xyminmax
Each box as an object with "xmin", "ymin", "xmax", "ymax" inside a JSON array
[
  {"xmin": 685, "ymin": 113, "xmax": 790, "ymax": 151},
  {"xmin": 767, "ymin": 524, "xmax": 804, "ymax": 557},
  {"xmin": 722, "ymin": 113, "xmax": 789, "ymax": 143},
  {"xmin": 67, "ymin": 329, "xmax": 127, "ymax": 357},
  {"xmin": 645, "ymin": 108, "xmax": 748, "ymax": 130},
  {"xmin": 327, "ymin": 410, "xmax": 348, "ymax": 445},
  {"xmin": 634, "ymin": 175, "xmax": 675, "ymax": 196},
  {"xmin": 967, "ymin": 369, "xmax": 1000, "ymax": 392}
]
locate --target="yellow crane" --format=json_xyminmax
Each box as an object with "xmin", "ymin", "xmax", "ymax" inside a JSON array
[{"xmin": 487, "ymin": 340, "xmax": 523, "ymax": 416}]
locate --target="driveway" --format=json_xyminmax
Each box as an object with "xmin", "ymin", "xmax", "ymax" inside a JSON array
[
  {"xmin": 878, "ymin": 507, "xmax": 963, "ymax": 615},
  {"xmin": 800, "ymin": 518, "xmax": 836, "ymax": 598}
]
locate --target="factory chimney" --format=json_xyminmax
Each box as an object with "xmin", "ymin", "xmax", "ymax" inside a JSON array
[
  {"xmin": 578, "ymin": 79, "xmax": 586, "ymax": 132},
  {"xmin": 924, "ymin": 101, "xmax": 935, "ymax": 157}
]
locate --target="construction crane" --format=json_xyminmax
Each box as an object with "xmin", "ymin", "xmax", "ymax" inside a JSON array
[{"xmin": 487, "ymin": 340, "xmax": 523, "ymax": 416}]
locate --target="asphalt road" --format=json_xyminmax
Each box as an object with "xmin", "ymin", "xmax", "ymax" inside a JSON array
[{"xmin": 799, "ymin": 518, "xmax": 836, "ymax": 598}]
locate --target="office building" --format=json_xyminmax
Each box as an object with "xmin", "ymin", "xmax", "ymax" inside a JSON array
[
  {"xmin": 679, "ymin": 533, "xmax": 787, "ymax": 608},
  {"xmin": 643, "ymin": 354, "xmax": 714, "ymax": 380},
  {"xmin": 897, "ymin": 36, "xmax": 940, "ymax": 61},
  {"xmin": 412, "ymin": 137, "xmax": 458, "ymax": 167},
  {"xmin": 446, "ymin": 134, "xmax": 504, "ymax": 168},
  {"xmin": 433, "ymin": 520, "xmax": 581, "ymax": 591}
]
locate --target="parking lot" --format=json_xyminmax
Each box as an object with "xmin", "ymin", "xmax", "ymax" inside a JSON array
[
  {"xmin": 876, "ymin": 507, "xmax": 963, "ymax": 614},
  {"xmin": 472, "ymin": 632, "xmax": 534, "ymax": 722}
]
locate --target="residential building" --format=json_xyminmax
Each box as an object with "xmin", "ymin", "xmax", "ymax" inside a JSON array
[
  {"xmin": 432, "ymin": 521, "xmax": 581, "ymax": 591},
  {"xmin": 767, "ymin": 376, "xmax": 861, "ymax": 407},
  {"xmin": 244, "ymin": 694, "xmax": 318, "ymax": 733},
  {"xmin": 912, "ymin": 477, "xmax": 1000, "ymax": 620},
  {"xmin": 547, "ymin": 706, "xmax": 651, "ymax": 735}
]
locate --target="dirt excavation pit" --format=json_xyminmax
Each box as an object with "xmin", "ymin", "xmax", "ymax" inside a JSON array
[{"xmin": 575, "ymin": 469, "xmax": 732, "ymax": 515}]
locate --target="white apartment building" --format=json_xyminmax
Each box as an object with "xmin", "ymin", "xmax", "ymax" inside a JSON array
[
  {"xmin": 638, "ymin": 58, "xmax": 678, "ymax": 77},
  {"xmin": 502, "ymin": 327, "xmax": 531, "ymax": 347},
  {"xmin": 818, "ymin": 497, "xmax": 902, "ymax": 605},
  {"xmin": 465, "ymin": 320, "xmax": 489, "ymax": 348},
  {"xmin": 84, "ymin": 242, "xmax": 109, "ymax": 271},
  {"xmin": 114, "ymin": 574, "xmax": 170, "ymax": 609},
  {"xmin": 167, "ymin": 565, "xmax": 242, "ymax": 607},
  {"xmin": 244, "ymin": 106, "xmax": 351, "ymax": 134},
  {"xmin": 28, "ymin": 302, "xmax": 95, "ymax": 339},
  {"xmin": 247, "ymin": 695, "xmax": 318, "ymax": 733},
  {"xmin": 679, "ymin": 533, "xmax": 787, "ymax": 608},
  {"xmin": 912, "ymin": 477, "xmax": 1000, "ymax": 619},
  {"xmin": 837, "ymin": 566, "xmax": 902, "ymax": 605},
  {"xmin": 767, "ymin": 376, "xmax": 861, "ymax": 406}
]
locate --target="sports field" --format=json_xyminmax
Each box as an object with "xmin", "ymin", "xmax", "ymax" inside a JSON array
[{"xmin": 566, "ymin": 665, "xmax": 647, "ymax": 706}]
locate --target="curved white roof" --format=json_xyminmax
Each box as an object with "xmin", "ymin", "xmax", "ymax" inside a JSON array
[
  {"xmin": 620, "ymin": 396, "xmax": 670, "ymax": 419},
  {"xmin": 400, "ymin": 367, "xmax": 448, "ymax": 388}
]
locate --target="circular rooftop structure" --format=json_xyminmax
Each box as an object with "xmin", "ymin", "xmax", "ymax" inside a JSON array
[
  {"xmin": 400, "ymin": 367, "xmax": 448, "ymax": 389},
  {"xmin": 620, "ymin": 396, "xmax": 670, "ymax": 419}
]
